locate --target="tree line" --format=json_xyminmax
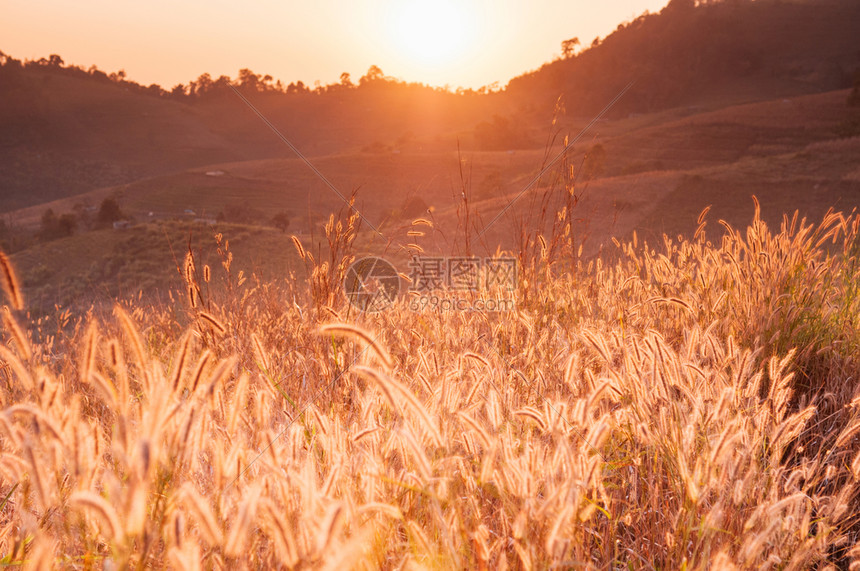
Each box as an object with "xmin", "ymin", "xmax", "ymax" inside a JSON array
[{"xmin": 0, "ymin": 50, "xmax": 500, "ymax": 104}]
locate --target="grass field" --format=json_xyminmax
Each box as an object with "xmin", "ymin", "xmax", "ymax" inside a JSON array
[
  {"xmin": 1, "ymin": 199, "xmax": 860, "ymax": 568},
  {"xmin": 4, "ymin": 1, "xmax": 860, "ymax": 565},
  {"xmin": 9, "ymin": 221, "xmax": 303, "ymax": 317},
  {"xmin": 7, "ymin": 88, "xmax": 858, "ymax": 266}
]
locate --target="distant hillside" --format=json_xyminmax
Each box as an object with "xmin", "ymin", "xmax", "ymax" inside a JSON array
[
  {"xmin": 507, "ymin": 0, "xmax": 860, "ymax": 117},
  {"xmin": 0, "ymin": 57, "xmax": 508, "ymax": 213},
  {"xmin": 2, "ymin": 0, "xmax": 859, "ymax": 214},
  {"xmin": 0, "ymin": 63, "xmax": 249, "ymax": 211}
]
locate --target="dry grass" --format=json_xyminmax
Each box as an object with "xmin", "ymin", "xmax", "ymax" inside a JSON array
[{"xmin": 1, "ymin": 200, "xmax": 860, "ymax": 569}]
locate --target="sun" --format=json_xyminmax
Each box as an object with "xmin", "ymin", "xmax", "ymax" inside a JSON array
[{"xmin": 388, "ymin": 0, "xmax": 472, "ymax": 68}]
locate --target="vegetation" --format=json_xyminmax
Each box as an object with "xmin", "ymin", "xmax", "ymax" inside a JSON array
[
  {"xmin": 2, "ymin": 0, "xmax": 858, "ymax": 213},
  {"xmin": 1, "ymin": 0, "xmax": 860, "ymax": 565},
  {"xmin": 0, "ymin": 199, "xmax": 860, "ymax": 568},
  {"xmin": 509, "ymin": 0, "xmax": 860, "ymax": 116}
]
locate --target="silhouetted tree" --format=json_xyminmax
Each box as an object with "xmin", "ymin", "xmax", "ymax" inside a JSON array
[
  {"xmin": 360, "ymin": 65, "xmax": 385, "ymax": 86},
  {"xmin": 58, "ymin": 213, "xmax": 77, "ymax": 236},
  {"xmin": 170, "ymin": 84, "xmax": 187, "ymax": 99},
  {"xmin": 97, "ymin": 198, "xmax": 124, "ymax": 226},
  {"xmin": 561, "ymin": 37, "xmax": 580, "ymax": 58},
  {"xmin": 665, "ymin": 0, "xmax": 696, "ymax": 13},
  {"xmin": 192, "ymin": 73, "xmax": 213, "ymax": 96},
  {"xmin": 39, "ymin": 209, "xmax": 59, "ymax": 240},
  {"xmin": 287, "ymin": 80, "xmax": 309, "ymax": 94},
  {"xmin": 39, "ymin": 209, "xmax": 76, "ymax": 240},
  {"xmin": 238, "ymin": 68, "xmax": 261, "ymax": 91},
  {"xmin": 582, "ymin": 144, "xmax": 607, "ymax": 179},
  {"xmin": 272, "ymin": 212, "xmax": 291, "ymax": 232}
]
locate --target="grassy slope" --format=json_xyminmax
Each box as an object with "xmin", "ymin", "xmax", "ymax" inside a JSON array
[
  {"xmin": 7, "ymin": 88, "xmax": 859, "ymax": 313},
  {"xmin": 10, "ymin": 221, "xmax": 302, "ymax": 315},
  {"xmin": 0, "ymin": 70, "xmax": 253, "ymax": 211},
  {"xmin": 2, "ymin": 205, "xmax": 860, "ymax": 567},
  {"xmin": 472, "ymin": 89, "xmax": 860, "ymax": 256}
]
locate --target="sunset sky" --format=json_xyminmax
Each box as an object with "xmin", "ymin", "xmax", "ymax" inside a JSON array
[{"xmin": 2, "ymin": 0, "xmax": 670, "ymax": 90}]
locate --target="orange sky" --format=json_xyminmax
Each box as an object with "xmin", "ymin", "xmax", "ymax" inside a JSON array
[{"xmin": 2, "ymin": 1, "xmax": 670, "ymax": 90}]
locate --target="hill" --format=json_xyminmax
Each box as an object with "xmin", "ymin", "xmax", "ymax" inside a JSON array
[
  {"xmin": 0, "ymin": 58, "xmax": 511, "ymax": 213},
  {"xmin": 508, "ymin": 0, "xmax": 860, "ymax": 117},
  {"xmin": 5, "ymin": 86, "xmax": 859, "ymax": 314},
  {"xmin": 3, "ymin": 0, "xmax": 859, "ymax": 215}
]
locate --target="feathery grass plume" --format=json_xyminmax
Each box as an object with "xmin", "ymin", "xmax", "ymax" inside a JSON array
[
  {"xmin": 88, "ymin": 371, "xmax": 118, "ymax": 406},
  {"xmin": 0, "ymin": 345, "xmax": 34, "ymax": 390},
  {"xmin": 178, "ymin": 483, "xmax": 222, "ymax": 546},
  {"xmin": 0, "ymin": 415, "xmax": 23, "ymax": 449},
  {"xmin": 23, "ymin": 443, "xmax": 49, "ymax": 510},
  {"xmin": 113, "ymin": 305, "xmax": 146, "ymax": 372},
  {"xmin": 463, "ymin": 351, "xmax": 490, "ymax": 369},
  {"xmin": 515, "ymin": 407, "xmax": 547, "ymax": 432},
  {"xmin": 315, "ymin": 503, "xmax": 344, "ymax": 556},
  {"xmin": 463, "ymin": 373, "xmax": 483, "ymax": 405},
  {"xmin": 835, "ymin": 418, "xmax": 860, "ymax": 449},
  {"xmin": 357, "ymin": 502, "xmax": 403, "ymax": 520},
  {"xmin": 70, "ymin": 491, "xmax": 126, "ymax": 543},
  {"xmin": 189, "ymin": 349, "xmax": 213, "ymax": 392},
  {"xmin": 125, "ymin": 483, "xmax": 147, "ymax": 536},
  {"xmin": 225, "ymin": 485, "xmax": 261, "ymax": 558},
  {"xmin": 204, "ymin": 356, "xmax": 236, "ymax": 407},
  {"xmin": 290, "ymin": 235, "xmax": 306, "ymax": 260},
  {"xmin": 79, "ymin": 322, "xmax": 98, "ymax": 384},
  {"xmin": 318, "ymin": 323, "xmax": 394, "ymax": 371},
  {"xmin": 406, "ymin": 520, "xmax": 434, "ymax": 559},
  {"xmin": 227, "ymin": 373, "xmax": 249, "ymax": 434},
  {"xmin": 353, "ymin": 365, "xmax": 442, "ymax": 446},
  {"xmin": 250, "ymin": 333, "xmax": 269, "ymax": 372},
  {"xmin": 170, "ymin": 332, "xmax": 193, "ymax": 393},
  {"xmin": 0, "ymin": 251, "xmax": 23, "ymax": 310},
  {"xmin": 399, "ymin": 425, "xmax": 432, "ymax": 481},
  {"xmin": 416, "ymin": 372, "xmax": 433, "ymax": 395},
  {"xmin": 187, "ymin": 284, "xmax": 197, "ymax": 308},
  {"xmin": 262, "ymin": 500, "xmax": 299, "ymax": 566},
  {"xmin": 1, "ymin": 307, "xmax": 31, "ymax": 361},
  {"xmin": 24, "ymin": 535, "xmax": 55, "ymax": 571},
  {"xmin": 457, "ymin": 411, "xmax": 491, "ymax": 448},
  {"xmin": 183, "ymin": 251, "xmax": 195, "ymax": 284},
  {"xmin": 198, "ymin": 311, "xmax": 226, "ymax": 335},
  {"xmin": 351, "ymin": 426, "xmax": 379, "ymax": 444}
]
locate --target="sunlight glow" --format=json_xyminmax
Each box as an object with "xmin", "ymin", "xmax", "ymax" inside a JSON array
[{"xmin": 388, "ymin": 0, "xmax": 474, "ymax": 68}]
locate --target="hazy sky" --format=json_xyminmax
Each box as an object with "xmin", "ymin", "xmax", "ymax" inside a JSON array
[{"xmin": 2, "ymin": 1, "xmax": 671, "ymax": 90}]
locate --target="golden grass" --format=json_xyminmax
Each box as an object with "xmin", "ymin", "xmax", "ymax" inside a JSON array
[
  {"xmin": 0, "ymin": 204, "xmax": 860, "ymax": 568},
  {"xmin": 0, "ymin": 250, "xmax": 23, "ymax": 311}
]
